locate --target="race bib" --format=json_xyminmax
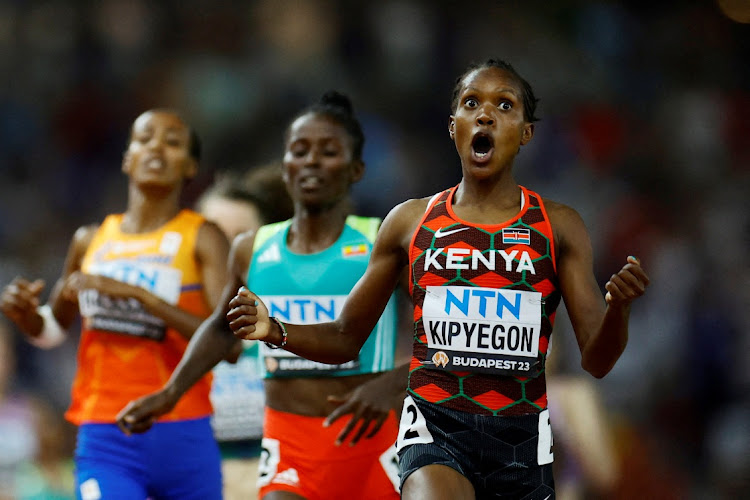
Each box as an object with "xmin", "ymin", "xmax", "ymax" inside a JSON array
[
  {"xmin": 261, "ymin": 295, "xmax": 359, "ymax": 376},
  {"xmin": 78, "ymin": 261, "xmax": 183, "ymax": 341},
  {"xmin": 421, "ymin": 286, "xmax": 542, "ymax": 375}
]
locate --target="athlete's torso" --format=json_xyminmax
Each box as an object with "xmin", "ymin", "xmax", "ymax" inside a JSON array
[
  {"xmin": 407, "ymin": 185, "xmax": 561, "ymax": 416},
  {"xmin": 67, "ymin": 209, "xmax": 213, "ymax": 424},
  {"xmin": 249, "ymin": 216, "xmax": 399, "ymax": 415}
]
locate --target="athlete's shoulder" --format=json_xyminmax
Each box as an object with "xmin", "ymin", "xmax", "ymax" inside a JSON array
[
  {"xmin": 344, "ymin": 215, "xmax": 383, "ymax": 241},
  {"xmin": 539, "ymin": 197, "xmax": 584, "ymax": 227},
  {"xmin": 258, "ymin": 219, "xmax": 292, "ymax": 233},
  {"xmin": 538, "ymin": 197, "xmax": 590, "ymax": 252},
  {"xmin": 72, "ymin": 223, "xmax": 101, "ymax": 251},
  {"xmin": 253, "ymin": 219, "xmax": 291, "ymax": 248},
  {"xmin": 378, "ymin": 196, "xmax": 435, "ymax": 251},
  {"xmin": 386, "ymin": 196, "xmax": 432, "ymax": 221},
  {"xmin": 173, "ymin": 208, "xmax": 211, "ymax": 232},
  {"xmin": 197, "ymin": 218, "xmax": 229, "ymax": 245},
  {"xmin": 231, "ymin": 228, "xmax": 257, "ymax": 251}
]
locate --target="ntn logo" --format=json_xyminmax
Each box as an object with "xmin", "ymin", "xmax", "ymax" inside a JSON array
[
  {"xmin": 444, "ymin": 288, "xmax": 522, "ymax": 319},
  {"xmin": 267, "ymin": 296, "xmax": 345, "ymax": 323}
]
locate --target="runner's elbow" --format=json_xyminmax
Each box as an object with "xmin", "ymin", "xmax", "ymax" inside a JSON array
[{"xmin": 581, "ymin": 358, "xmax": 613, "ymax": 379}]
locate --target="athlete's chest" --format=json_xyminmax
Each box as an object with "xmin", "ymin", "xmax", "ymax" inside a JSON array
[{"xmin": 84, "ymin": 231, "xmax": 189, "ymax": 296}]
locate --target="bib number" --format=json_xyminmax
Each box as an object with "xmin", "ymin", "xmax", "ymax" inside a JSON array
[
  {"xmin": 537, "ymin": 409, "xmax": 554, "ymax": 465},
  {"xmin": 396, "ymin": 396, "xmax": 434, "ymax": 452},
  {"xmin": 379, "ymin": 444, "xmax": 401, "ymax": 492},
  {"xmin": 257, "ymin": 438, "xmax": 281, "ymax": 488},
  {"xmin": 422, "ymin": 286, "xmax": 543, "ymax": 375}
]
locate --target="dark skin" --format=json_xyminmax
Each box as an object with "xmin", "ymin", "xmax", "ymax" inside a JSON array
[
  {"xmin": 116, "ymin": 113, "xmax": 410, "ymax": 470},
  {"xmin": 0, "ymin": 110, "xmax": 229, "ymax": 345},
  {"xmin": 227, "ymin": 67, "xmax": 650, "ymax": 500}
]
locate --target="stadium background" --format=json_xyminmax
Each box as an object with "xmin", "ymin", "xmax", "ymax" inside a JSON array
[{"xmin": 0, "ymin": 0, "xmax": 747, "ymax": 498}]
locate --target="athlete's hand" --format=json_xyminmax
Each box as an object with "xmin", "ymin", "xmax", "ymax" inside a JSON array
[
  {"xmin": 604, "ymin": 256, "xmax": 650, "ymax": 307},
  {"xmin": 324, "ymin": 372, "xmax": 404, "ymax": 447},
  {"xmin": 0, "ymin": 277, "xmax": 45, "ymax": 336},
  {"xmin": 227, "ymin": 287, "xmax": 271, "ymax": 341},
  {"xmin": 116, "ymin": 389, "xmax": 178, "ymax": 435},
  {"xmin": 65, "ymin": 272, "xmax": 145, "ymax": 302}
]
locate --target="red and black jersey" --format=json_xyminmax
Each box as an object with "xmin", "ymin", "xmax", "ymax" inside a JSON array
[{"xmin": 408, "ymin": 185, "xmax": 561, "ymax": 416}]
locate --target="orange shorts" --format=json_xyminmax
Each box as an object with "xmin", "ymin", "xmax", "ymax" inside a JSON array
[{"xmin": 257, "ymin": 406, "xmax": 400, "ymax": 500}]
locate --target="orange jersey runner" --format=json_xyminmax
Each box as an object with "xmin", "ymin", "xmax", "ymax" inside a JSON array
[{"xmin": 66, "ymin": 209, "xmax": 213, "ymax": 424}]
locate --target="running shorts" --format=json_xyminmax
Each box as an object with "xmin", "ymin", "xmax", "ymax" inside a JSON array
[
  {"xmin": 258, "ymin": 406, "xmax": 400, "ymax": 500},
  {"xmin": 74, "ymin": 418, "xmax": 222, "ymax": 500},
  {"xmin": 397, "ymin": 395, "xmax": 555, "ymax": 499}
]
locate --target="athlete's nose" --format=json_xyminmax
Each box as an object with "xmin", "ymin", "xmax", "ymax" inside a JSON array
[
  {"xmin": 146, "ymin": 134, "xmax": 164, "ymax": 151},
  {"xmin": 475, "ymin": 102, "xmax": 496, "ymax": 126},
  {"xmin": 304, "ymin": 148, "xmax": 321, "ymax": 166},
  {"xmin": 476, "ymin": 108, "xmax": 494, "ymax": 127}
]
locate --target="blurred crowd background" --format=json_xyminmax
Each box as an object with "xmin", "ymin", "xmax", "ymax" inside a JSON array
[{"xmin": 0, "ymin": 0, "xmax": 747, "ymax": 499}]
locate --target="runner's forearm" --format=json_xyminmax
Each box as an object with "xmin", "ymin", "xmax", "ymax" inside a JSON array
[
  {"xmin": 580, "ymin": 303, "xmax": 630, "ymax": 378},
  {"xmin": 167, "ymin": 312, "xmax": 240, "ymax": 396}
]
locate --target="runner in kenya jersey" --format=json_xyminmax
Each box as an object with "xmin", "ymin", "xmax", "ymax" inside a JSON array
[
  {"xmin": 226, "ymin": 59, "xmax": 650, "ymax": 500},
  {"xmin": 408, "ymin": 184, "xmax": 560, "ymax": 417}
]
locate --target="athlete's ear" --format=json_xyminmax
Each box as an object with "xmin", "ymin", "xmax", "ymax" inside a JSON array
[
  {"xmin": 281, "ymin": 161, "xmax": 291, "ymax": 186},
  {"xmin": 520, "ymin": 122, "xmax": 534, "ymax": 146},
  {"xmin": 121, "ymin": 149, "xmax": 133, "ymax": 175},
  {"xmin": 350, "ymin": 159, "xmax": 365, "ymax": 184},
  {"xmin": 449, "ymin": 117, "xmax": 456, "ymax": 140},
  {"xmin": 184, "ymin": 158, "xmax": 198, "ymax": 181}
]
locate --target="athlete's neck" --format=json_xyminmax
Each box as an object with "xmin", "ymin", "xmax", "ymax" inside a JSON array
[
  {"xmin": 454, "ymin": 178, "xmax": 521, "ymax": 213},
  {"xmin": 287, "ymin": 207, "xmax": 348, "ymax": 255},
  {"xmin": 122, "ymin": 186, "xmax": 182, "ymax": 233}
]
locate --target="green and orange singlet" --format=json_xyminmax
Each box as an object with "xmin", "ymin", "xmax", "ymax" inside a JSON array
[
  {"xmin": 408, "ymin": 185, "xmax": 561, "ymax": 417},
  {"xmin": 66, "ymin": 210, "xmax": 213, "ymax": 425}
]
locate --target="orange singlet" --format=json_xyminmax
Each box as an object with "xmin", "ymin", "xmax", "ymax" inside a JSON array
[{"xmin": 66, "ymin": 209, "xmax": 213, "ymax": 425}]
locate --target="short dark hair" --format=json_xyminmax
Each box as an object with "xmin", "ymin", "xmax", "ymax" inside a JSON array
[
  {"xmin": 285, "ymin": 90, "xmax": 365, "ymax": 161},
  {"xmin": 130, "ymin": 108, "xmax": 202, "ymax": 162},
  {"xmin": 451, "ymin": 58, "xmax": 540, "ymax": 123}
]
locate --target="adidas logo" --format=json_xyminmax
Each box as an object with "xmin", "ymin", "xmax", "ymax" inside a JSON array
[
  {"xmin": 257, "ymin": 243, "xmax": 281, "ymax": 263},
  {"xmin": 272, "ymin": 468, "xmax": 300, "ymax": 486}
]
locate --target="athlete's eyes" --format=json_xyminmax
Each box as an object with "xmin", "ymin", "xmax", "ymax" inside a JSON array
[
  {"xmin": 133, "ymin": 133, "xmax": 151, "ymax": 144},
  {"xmin": 498, "ymin": 101, "xmax": 512, "ymax": 111},
  {"xmin": 289, "ymin": 144, "xmax": 308, "ymax": 157},
  {"xmin": 464, "ymin": 97, "xmax": 478, "ymax": 108},
  {"xmin": 322, "ymin": 142, "xmax": 343, "ymax": 156},
  {"xmin": 165, "ymin": 134, "xmax": 185, "ymax": 147}
]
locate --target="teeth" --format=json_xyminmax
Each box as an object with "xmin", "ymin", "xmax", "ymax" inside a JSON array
[
  {"xmin": 147, "ymin": 158, "xmax": 164, "ymax": 169},
  {"xmin": 300, "ymin": 176, "xmax": 321, "ymax": 188}
]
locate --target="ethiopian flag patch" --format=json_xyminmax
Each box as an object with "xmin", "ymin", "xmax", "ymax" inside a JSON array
[{"xmin": 342, "ymin": 244, "xmax": 368, "ymax": 257}]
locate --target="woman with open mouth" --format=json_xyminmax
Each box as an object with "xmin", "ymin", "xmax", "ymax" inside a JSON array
[{"xmin": 226, "ymin": 59, "xmax": 650, "ymax": 500}]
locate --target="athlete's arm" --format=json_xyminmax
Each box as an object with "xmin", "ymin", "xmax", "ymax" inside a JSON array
[
  {"xmin": 324, "ymin": 270, "xmax": 414, "ymax": 446},
  {"xmin": 1, "ymin": 224, "xmax": 95, "ymax": 341},
  {"xmin": 550, "ymin": 202, "xmax": 649, "ymax": 378},
  {"xmin": 228, "ymin": 199, "xmax": 424, "ymax": 364},
  {"xmin": 116, "ymin": 231, "xmax": 251, "ymax": 434}
]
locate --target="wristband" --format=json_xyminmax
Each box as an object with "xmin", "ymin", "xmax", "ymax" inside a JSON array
[
  {"xmin": 30, "ymin": 304, "xmax": 67, "ymax": 349},
  {"xmin": 264, "ymin": 317, "xmax": 288, "ymax": 350}
]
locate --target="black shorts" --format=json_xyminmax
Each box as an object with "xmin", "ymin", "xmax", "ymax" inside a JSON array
[{"xmin": 396, "ymin": 395, "xmax": 555, "ymax": 499}]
